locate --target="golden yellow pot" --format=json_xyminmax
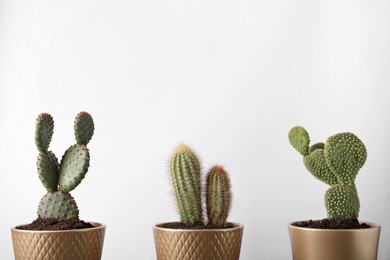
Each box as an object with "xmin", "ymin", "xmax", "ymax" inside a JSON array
[
  {"xmin": 11, "ymin": 222, "xmax": 106, "ymax": 260},
  {"xmin": 153, "ymin": 222, "xmax": 244, "ymax": 260},
  {"xmin": 288, "ymin": 221, "xmax": 381, "ymax": 260}
]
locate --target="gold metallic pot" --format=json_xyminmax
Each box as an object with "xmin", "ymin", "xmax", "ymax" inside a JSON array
[
  {"xmin": 11, "ymin": 222, "xmax": 106, "ymax": 260},
  {"xmin": 288, "ymin": 221, "xmax": 381, "ymax": 260},
  {"xmin": 153, "ymin": 222, "xmax": 244, "ymax": 260}
]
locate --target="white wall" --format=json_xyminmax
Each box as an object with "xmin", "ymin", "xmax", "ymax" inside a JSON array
[{"xmin": 1, "ymin": 0, "xmax": 389, "ymax": 259}]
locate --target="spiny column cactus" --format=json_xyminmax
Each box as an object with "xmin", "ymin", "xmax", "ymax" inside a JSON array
[
  {"xmin": 170, "ymin": 144, "xmax": 203, "ymax": 225},
  {"xmin": 288, "ymin": 126, "xmax": 367, "ymax": 219},
  {"xmin": 169, "ymin": 145, "xmax": 232, "ymax": 227},
  {"xmin": 206, "ymin": 165, "xmax": 232, "ymax": 227},
  {"xmin": 35, "ymin": 112, "xmax": 94, "ymax": 221}
]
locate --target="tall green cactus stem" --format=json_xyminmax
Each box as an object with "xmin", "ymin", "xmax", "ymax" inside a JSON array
[
  {"xmin": 170, "ymin": 144, "xmax": 203, "ymax": 225},
  {"xmin": 74, "ymin": 112, "xmax": 94, "ymax": 146},
  {"xmin": 37, "ymin": 151, "xmax": 60, "ymax": 192},
  {"xmin": 206, "ymin": 165, "xmax": 232, "ymax": 227},
  {"xmin": 35, "ymin": 113, "xmax": 54, "ymax": 152},
  {"xmin": 324, "ymin": 133, "xmax": 367, "ymax": 185},
  {"xmin": 37, "ymin": 191, "xmax": 79, "ymax": 221}
]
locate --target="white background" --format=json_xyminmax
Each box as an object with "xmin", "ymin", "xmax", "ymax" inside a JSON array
[{"xmin": 1, "ymin": 0, "xmax": 390, "ymax": 259}]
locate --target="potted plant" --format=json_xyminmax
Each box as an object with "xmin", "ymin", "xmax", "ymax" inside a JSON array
[
  {"xmin": 153, "ymin": 144, "xmax": 244, "ymax": 260},
  {"xmin": 288, "ymin": 126, "xmax": 381, "ymax": 260},
  {"xmin": 11, "ymin": 112, "xmax": 106, "ymax": 260}
]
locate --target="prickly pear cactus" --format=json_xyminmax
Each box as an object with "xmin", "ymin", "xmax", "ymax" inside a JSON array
[
  {"xmin": 170, "ymin": 144, "xmax": 203, "ymax": 225},
  {"xmin": 34, "ymin": 112, "xmax": 94, "ymax": 221},
  {"xmin": 37, "ymin": 191, "xmax": 79, "ymax": 220},
  {"xmin": 289, "ymin": 126, "xmax": 366, "ymax": 219},
  {"xmin": 206, "ymin": 165, "xmax": 232, "ymax": 227}
]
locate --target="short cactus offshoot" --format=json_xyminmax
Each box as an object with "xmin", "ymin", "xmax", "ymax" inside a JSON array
[
  {"xmin": 35, "ymin": 112, "xmax": 94, "ymax": 221},
  {"xmin": 169, "ymin": 145, "xmax": 232, "ymax": 227},
  {"xmin": 288, "ymin": 126, "xmax": 367, "ymax": 219}
]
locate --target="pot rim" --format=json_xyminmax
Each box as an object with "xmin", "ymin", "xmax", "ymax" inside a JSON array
[
  {"xmin": 154, "ymin": 221, "xmax": 243, "ymax": 232},
  {"xmin": 288, "ymin": 220, "xmax": 380, "ymax": 232},
  {"xmin": 11, "ymin": 222, "xmax": 106, "ymax": 234}
]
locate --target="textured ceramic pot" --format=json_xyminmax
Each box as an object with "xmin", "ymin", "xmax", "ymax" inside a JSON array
[
  {"xmin": 288, "ymin": 221, "xmax": 381, "ymax": 260},
  {"xmin": 11, "ymin": 222, "xmax": 106, "ymax": 260},
  {"xmin": 153, "ymin": 222, "xmax": 244, "ymax": 260}
]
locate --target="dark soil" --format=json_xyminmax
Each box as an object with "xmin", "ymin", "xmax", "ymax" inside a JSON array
[
  {"xmin": 292, "ymin": 218, "xmax": 371, "ymax": 229},
  {"xmin": 158, "ymin": 222, "xmax": 235, "ymax": 230},
  {"xmin": 16, "ymin": 217, "xmax": 94, "ymax": 231}
]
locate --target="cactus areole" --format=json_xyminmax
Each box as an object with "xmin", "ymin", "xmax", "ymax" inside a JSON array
[{"xmin": 288, "ymin": 126, "xmax": 371, "ymax": 228}]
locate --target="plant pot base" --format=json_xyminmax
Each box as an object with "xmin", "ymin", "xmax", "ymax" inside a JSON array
[
  {"xmin": 288, "ymin": 221, "xmax": 381, "ymax": 260},
  {"xmin": 11, "ymin": 222, "xmax": 105, "ymax": 260},
  {"xmin": 153, "ymin": 222, "xmax": 243, "ymax": 260}
]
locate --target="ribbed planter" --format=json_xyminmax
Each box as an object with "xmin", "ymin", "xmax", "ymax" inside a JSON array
[
  {"xmin": 153, "ymin": 222, "xmax": 244, "ymax": 260},
  {"xmin": 11, "ymin": 222, "xmax": 106, "ymax": 260},
  {"xmin": 288, "ymin": 221, "xmax": 381, "ymax": 260}
]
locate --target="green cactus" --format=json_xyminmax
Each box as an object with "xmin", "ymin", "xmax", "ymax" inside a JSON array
[
  {"xmin": 37, "ymin": 191, "xmax": 79, "ymax": 220},
  {"xmin": 206, "ymin": 165, "xmax": 232, "ymax": 227},
  {"xmin": 324, "ymin": 132, "xmax": 367, "ymax": 185},
  {"xmin": 289, "ymin": 126, "xmax": 366, "ymax": 219},
  {"xmin": 74, "ymin": 112, "xmax": 94, "ymax": 146},
  {"xmin": 35, "ymin": 113, "xmax": 54, "ymax": 152},
  {"xmin": 170, "ymin": 144, "xmax": 203, "ymax": 225},
  {"xmin": 325, "ymin": 184, "xmax": 360, "ymax": 219},
  {"xmin": 168, "ymin": 145, "xmax": 235, "ymax": 227},
  {"xmin": 34, "ymin": 112, "xmax": 94, "ymax": 221}
]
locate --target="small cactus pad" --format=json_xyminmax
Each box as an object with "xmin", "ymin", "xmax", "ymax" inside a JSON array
[
  {"xmin": 324, "ymin": 132, "xmax": 367, "ymax": 185},
  {"xmin": 74, "ymin": 112, "xmax": 94, "ymax": 145},
  {"xmin": 170, "ymin": 144, "xmax": 203, "ymax": 225},
  {"xmin": 37, "ymin": 151, "xmax": 60, "ymax": 192},
  {"xmin": 37, "ymin": 191, "xmax": 79, "ymax": 220},
  {"xmin": 304, "ymin": 149, "xmax": 339, "ymax": 186},
  {"xmin": 325, "ymin": 184, "xmax": 360, "ymax": 219},
  {"xmin": 289, "ymin": 126, "xmax": 310, "ymax": 156},
  {"xmin": 35, "ymin": 113, "xmax": 54, "ymax": 152},
  {"xmin": 308, "ymin": 142, "xmax": 325, "ymax": 153},
  {"xmin": 58, "ymin": 144, "xmax": 90, "ymax": 193},
  {"xmin": 206, "ymin": 165, "xmax": 232, "ymax": 227}
]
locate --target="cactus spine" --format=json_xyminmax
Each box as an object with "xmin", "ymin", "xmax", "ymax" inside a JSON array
[
  {"xmin": 169, "ymin": 145, "xmax": 232, "ymax": 227},
  {"xmin": 289, "ymin": 126, "xmax": 366, "ymax": 219},
  {"xmin": 206, "ymin": 165, "xmax": 232, "ymax": 227},
  {"xmin": 34, "ymin": 112, "xmax": 94, "ymax": 221}
]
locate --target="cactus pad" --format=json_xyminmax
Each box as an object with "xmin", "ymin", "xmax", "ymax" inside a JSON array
[
  {"xmin": 308, "ymin": 142, "xmax": 325, "ymax": 153},
  {"xmin": 74, "ymin": 112, "xmax": 94, "ymax": 146},
  {"xmin": 325, "ymin": 184, "xmax": 360, "ymax": 219},
  {"xmin": 289, "ymin": 126, "xmax": 310, "ymax": 156},
  {"xmin": 35, "ymin": 113, "xmax": 54, "ymax": 152},
  {"xmin": 58, "ymin": 144, "xmax": 90, "ymax": 193},
  {"xmin": 170, "ymin": 144, "xmax": 203, "ymax": 225},
  {"xmin": 206, "ymin": 165, "xmax": 231, "ymax": 227},
  {"xmin": 324, "ymin": 132, "xmax": 367, "ymax": 185},
  {"xmin": 304, "ymin": 149, "xmax": 339, "ymax": 186},
  {"xmin": 37, "ymin": 151, "xmax": 60, "ymax": 192},
  {"xmin": 37, "ymin": 191, "xmax": 79, "ymax": 220}
]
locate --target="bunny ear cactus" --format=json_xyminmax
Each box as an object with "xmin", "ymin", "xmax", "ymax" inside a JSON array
[
  {"xmin": 169, "ymin": 145, "xmax": 233, "ymax": 227},
  {"xmin": 34, "ymin": 112, "xmax": 94, "ymax": 221},
  {"xmin": 289, "ymin": 126, "xmax": 366, "ymax": 219}
]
